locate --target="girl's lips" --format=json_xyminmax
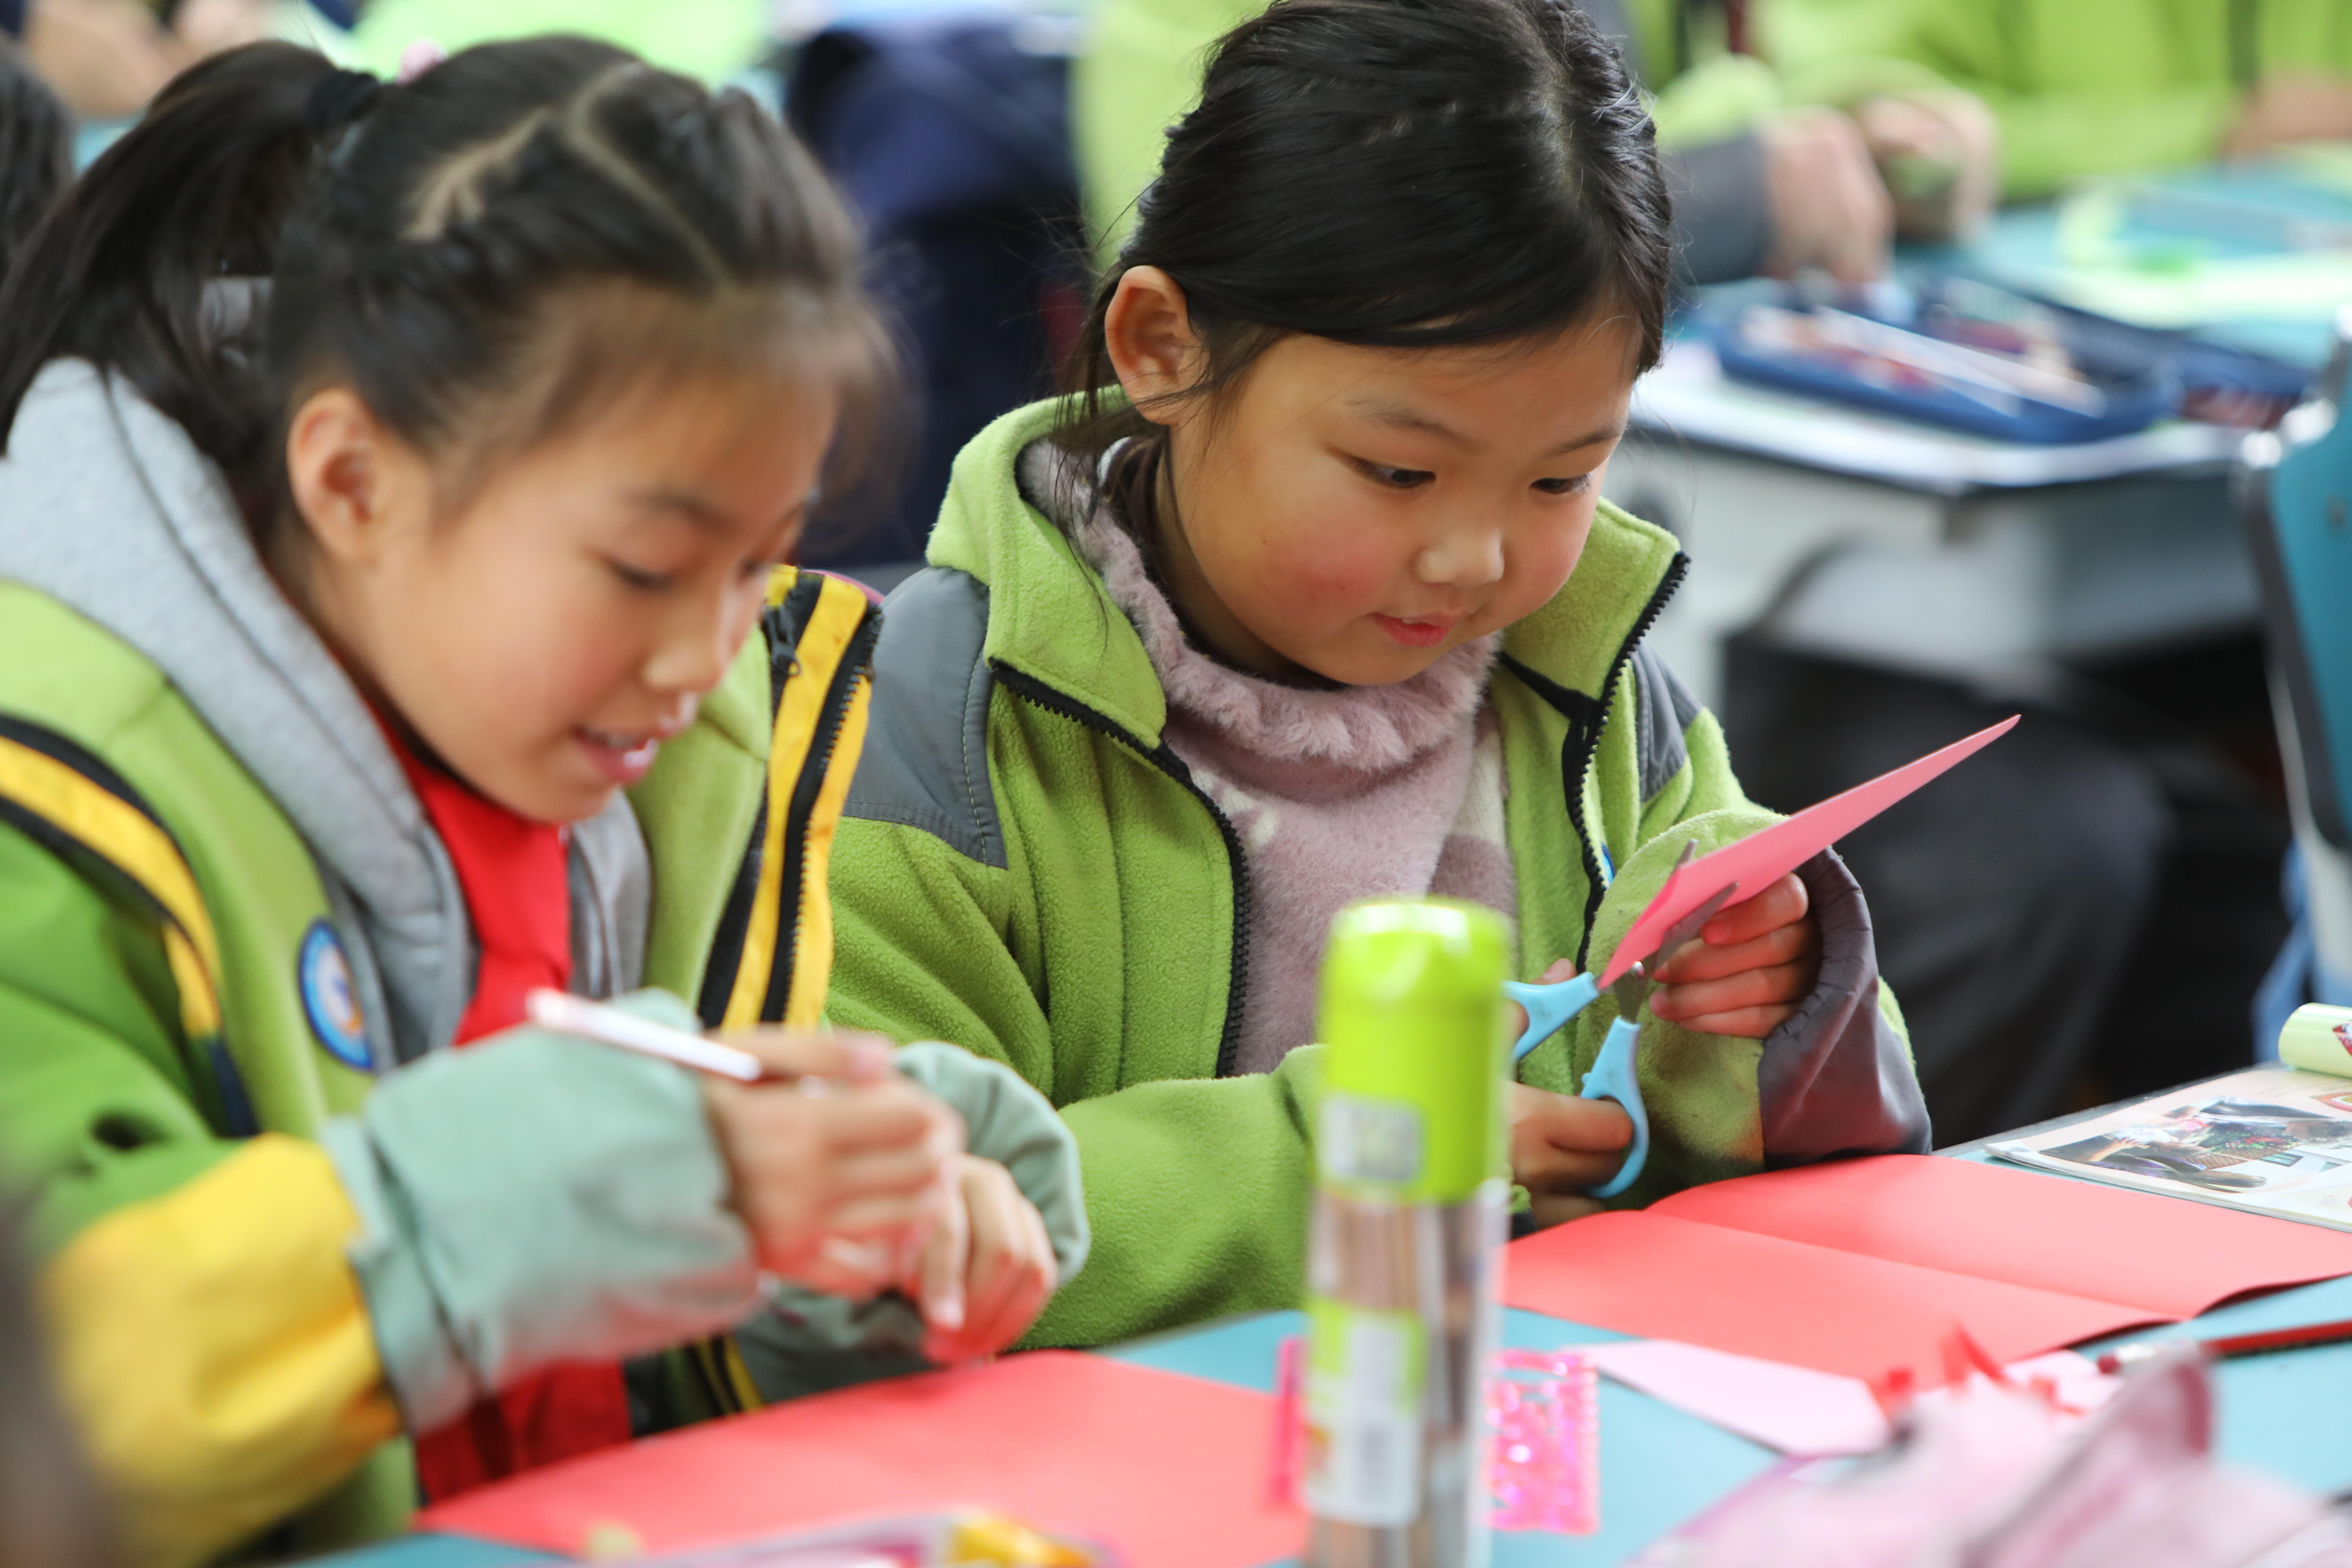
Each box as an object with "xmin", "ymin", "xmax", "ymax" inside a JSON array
[
  {"xmin": 574, "ymin": 727, "xmax": 664, "ymax": 786},
  {"xmin": 1371, "ymin": 613, "xmax": 1461, "ymax": 649}
]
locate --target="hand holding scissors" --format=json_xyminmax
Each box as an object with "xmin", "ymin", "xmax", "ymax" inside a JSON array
[{"xmin": 1505, "ymin": 844, "xmax": 1735, "ymax": 1198}]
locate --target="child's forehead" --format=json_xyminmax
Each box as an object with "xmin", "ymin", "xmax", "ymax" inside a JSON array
[{"xmin": 1247, "ymin": 325, "xmax": 1639, "ymax": 438}]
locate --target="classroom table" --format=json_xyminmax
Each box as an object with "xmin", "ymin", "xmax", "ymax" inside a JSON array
[
  {"xmin": 323, "ymin": 1146, "xmax": 2352, "ymax": 1568},
  {"xmin": 1608, "ymin": 162, "xmax": 2352, "ymax": 710}
]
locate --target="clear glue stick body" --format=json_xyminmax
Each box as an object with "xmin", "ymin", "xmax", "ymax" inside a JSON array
[{"xmin": 1304, "ymin": 899, "xmax": 1511, "ymax": 1568}]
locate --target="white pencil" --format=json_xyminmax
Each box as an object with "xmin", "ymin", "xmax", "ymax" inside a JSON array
[{"xmin": 524, "ymin": 989, "xmax": 766, "ymax": 1082}]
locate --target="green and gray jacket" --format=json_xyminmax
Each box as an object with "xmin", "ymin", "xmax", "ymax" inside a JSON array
[
  {"xmin": 0, "ymin": 361, "xmax": 1084, "ymax": 1567},
  {"xmin": 826, "ymin": 398, "xmax": 1928, "ymax": 1351},
  {"xmin": 1764, "ymin": 0, "xmax": 2352, "ymax": 198}
]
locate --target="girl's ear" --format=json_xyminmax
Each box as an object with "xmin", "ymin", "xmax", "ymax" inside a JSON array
[
  {"xmin": 1102, "ymin": 266, "xmax": 1206, "ymax": 427},
  {"xmin": 285, "ymin": 386, "xmax": 412, "ymax": 565}
]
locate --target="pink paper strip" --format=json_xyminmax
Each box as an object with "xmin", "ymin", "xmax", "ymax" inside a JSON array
[{"xmin": 1597, "ymin": 715, "xmax": 2018, "ymax": 986}]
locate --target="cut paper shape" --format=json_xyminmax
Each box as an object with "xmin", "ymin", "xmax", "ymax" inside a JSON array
[
  {"xmin": 1504, "ymin": 1155, "xmax": 2352, "ymax": 1386},
  {"xmin": 1597, "ymin": 715, "xmax": 2017, "ymax": 987},
  {"xmin": 1581, "ymin": 1340, "xmax": 2115, "ymax": 1457},
  {"xmin": 419, "ymin": 1352, "xmax": 1305, "ymax": 1568}
]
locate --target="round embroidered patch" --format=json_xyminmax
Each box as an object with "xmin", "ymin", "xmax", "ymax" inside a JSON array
[{"xmin": 299, "ymin": 920, "xmax": 372, "ymax": 1071}]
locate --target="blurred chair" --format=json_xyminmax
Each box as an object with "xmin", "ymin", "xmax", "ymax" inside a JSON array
[
  {"xmin": 2244, "ymin": 308, "xmax": 2352, "ymax": 1054},
  {"xmin": 786, "ymin": 14, "xmax": 1087, "ymax": 580}
]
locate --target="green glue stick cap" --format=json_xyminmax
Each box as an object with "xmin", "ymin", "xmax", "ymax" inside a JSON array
[
  {"xmin": 1317, "ymin": 898, "xmax": 1511, "ymax": 1204},
  {"xmin": 2279, "ymin": 1003, "xmax": 2352, "ymax": 1077}
]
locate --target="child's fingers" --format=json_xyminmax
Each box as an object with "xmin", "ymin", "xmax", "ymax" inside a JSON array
[
  {"xmin": 1694, "ymin": 872, "xmax": 1809, "ymax": 948},
  {"xmin": 1650, "ymin": 917, "xmax": 1816, "ymax": 986},
  {"xmin": 916, "ymin": 1165, "xmax": 970, "ymax": 1336},
  {"xmin": 938, "ymin": 1173, "xmax": 1057, "ymax": 1362},
  {"xmin": 1651, "ymin": 956, "xmax": 1816, "ymax": 1028},
  {"xmin": 1662, "ymin": 1000, "xmax": 1803, "ymax": 1039},
  {"xmin": 1508, "ymin": 1084, "xmax": 1632, "ymax": 1195},
  {"xmin": 820, "ymin": 1083, "xmax": 967, "ymax": 1157},
  {"xmin": 823, "ymin": 1189, "xmax": 946, "ymax": 1238},
  {"xmin": 717, "ymin": 1026, "xmax": 897, "ymax": 1084},
  {"xmin": 831, "ymin": 1142, "xmax": 960, "ymax": 1203}
]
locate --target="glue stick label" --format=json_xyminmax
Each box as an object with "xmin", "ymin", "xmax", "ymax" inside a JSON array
[
  {"xmin": 1303, "ymin": 1296, "xmax": 1426, "ymax": 1527},
  {"xmin": 1319, "ymin": 1094, "xmax": 1424, "ymax": 1188}
]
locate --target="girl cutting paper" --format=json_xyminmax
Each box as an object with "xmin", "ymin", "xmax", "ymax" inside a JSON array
[{"xmin": 825, "ymin": 0, "xmax": 1931, "ymax": 1350}]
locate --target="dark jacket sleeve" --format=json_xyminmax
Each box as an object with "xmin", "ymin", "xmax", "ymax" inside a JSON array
[{"xmin": 1758, "ymin": 847, "xmax": 1934, "ymax": 1163}]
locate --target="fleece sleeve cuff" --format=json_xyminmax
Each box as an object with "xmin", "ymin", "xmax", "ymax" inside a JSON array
[
  {"xmin": 1757, "ymin": 848, "xmax": 1934, "ymax": 1164},
  {"xmin": 321, "ymin": 988, "xmax": 761, "ymax": 1432}
]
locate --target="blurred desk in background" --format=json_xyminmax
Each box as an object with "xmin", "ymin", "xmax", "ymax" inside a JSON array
[{"xmin": 1611, "ymin": 160, "xmax": 2352, "ymax": 708}]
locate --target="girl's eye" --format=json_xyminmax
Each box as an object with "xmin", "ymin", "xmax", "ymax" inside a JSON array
[
  {"xmin": 1533, "ymin": 474, "xmax": 1593, "ymax": 496},
  {"xmin": 608, "ymin": 559, "xmax": 674, "ymax": 592},
  {"xmin": 1356, "ymin": 460, "xmax": 1435, "ymax": 490}
]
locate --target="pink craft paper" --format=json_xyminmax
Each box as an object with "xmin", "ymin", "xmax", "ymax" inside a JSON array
[
  {"xmin": 418, "ymin": 1352, "xmax": 1306, "ymax": 1567},
  {"xmin": 1596, "ymin": 715, "xmax": 2018, "ymax": 986},
  {"xmin": 1504, "ymin": 1156, "xmax": 2352, "ymax": 1386},
  {"xmin": 1580, "ymin": 1341, "xmax": 2114, "ymax": 1457}
]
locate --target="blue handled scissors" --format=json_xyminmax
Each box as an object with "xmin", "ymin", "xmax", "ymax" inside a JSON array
[{"xmin": 1503, "ymin": 842, "xmax": 1736, "ymax": 1198}]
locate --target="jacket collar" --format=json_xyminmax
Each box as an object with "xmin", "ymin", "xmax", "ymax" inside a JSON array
[{"xmin": 929, "ymin": 396, "xmax": 1684, "ymax": 743}]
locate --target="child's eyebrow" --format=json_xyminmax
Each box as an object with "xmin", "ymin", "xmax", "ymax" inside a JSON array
[
  {"xmin": 1343, "ymin": 397, "xmax": 1625, "ymax": 457},
  {"xmin": 626, "ymin": 487, "xmax": 731, "ymax": 532}
]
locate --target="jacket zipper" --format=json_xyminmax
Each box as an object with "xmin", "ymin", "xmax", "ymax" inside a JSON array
[
  {"xmin": 767, "ymin": 608, "xmax": 884, "ymax": 1022},
  {"xmin": 1500, "ymin": 552, "xmax": 1688, "ymax": 972},
  {"xmin": 993, "ymin": 663, "xmax": 1254, "ymax": 1079}
]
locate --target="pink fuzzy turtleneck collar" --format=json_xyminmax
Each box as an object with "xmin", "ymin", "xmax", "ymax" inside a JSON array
[{"xmin": 1021, "ymin": 440, "xmax": 1498, "ymax": 770}]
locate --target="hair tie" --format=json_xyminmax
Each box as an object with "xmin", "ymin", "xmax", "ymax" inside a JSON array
[{"xmin": 306, "ymin": 67, "xmax": 382, "ymax": 137}]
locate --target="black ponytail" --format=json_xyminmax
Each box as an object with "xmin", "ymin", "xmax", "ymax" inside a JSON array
[
  {"xmin": 1056, "ymin": 0, "xmax": 1671, "ymax": 480},
  {"xmin": 0, "ymin": 36, "xmax": 886, "ymax": 553}
]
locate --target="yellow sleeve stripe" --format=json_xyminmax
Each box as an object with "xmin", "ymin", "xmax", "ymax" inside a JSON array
[
  {"xmin": 41, "ymin": 1135, "xmax": 400, "ymax": 1568},
  {"xmin": 719, "ymin": 573, "xmax": 875, "ymax": 1032},
  {"xmin": 0, "ymin": 729, "xmax": 225, "ymax": 1042}
]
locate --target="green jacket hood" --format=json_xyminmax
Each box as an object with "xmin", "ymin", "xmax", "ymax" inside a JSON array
[{"xmin": 926, "ymin": 397, "xmax": 1687, "ymax": 742}]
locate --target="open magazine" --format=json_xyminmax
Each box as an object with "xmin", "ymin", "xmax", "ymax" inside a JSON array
[{"xmin": 1988, "ymin": 1063, "xmax": 2352, "ymax": 1233}]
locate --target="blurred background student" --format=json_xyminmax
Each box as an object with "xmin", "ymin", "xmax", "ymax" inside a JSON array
[
  {"xmin": 1077, "ymin": 0, "xmax": 1996, "ymax": 287},
  {"xmin": 1766, "ymin": 0, "xmax": 2352, "ymax": 199}
]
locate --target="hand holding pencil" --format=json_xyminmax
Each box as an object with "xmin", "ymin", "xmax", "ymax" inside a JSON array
[
  {"xmin": 526, "ymin": 991, "xmax": 1056, "ymax": 1359},
  {"xmin": 697, "ymin": 1024, "xmax": 965, "ymax": 1303}
]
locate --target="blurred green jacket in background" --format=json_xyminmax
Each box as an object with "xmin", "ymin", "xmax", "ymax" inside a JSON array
[
  {"xmin": 1074, "ymin": 0, "xmax": 1791, "ymax": 281},
  {"xmin": 1766, "ymin": 0, "xmax": 2352, "ymax": 198},
  {"xmin": 347, "ymin": 0, "xmax": 767, "ymax": 85}
]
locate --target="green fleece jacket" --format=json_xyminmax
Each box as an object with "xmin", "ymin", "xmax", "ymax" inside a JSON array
[
  {"xmin": 1765, "ymin": 0, "xmax": 2352, "ymax": 198},
  {"xmin": 825, "ymin": 399, "xmax": 1928, "ymax": 1350}
]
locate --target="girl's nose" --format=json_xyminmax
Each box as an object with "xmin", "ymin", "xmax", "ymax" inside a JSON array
[
  {"xmin": 643, "ymin": 602, "xmax": 736, "ymax": 696},
  {"xmin": 1414, "ymin": 519, "xmax": 1506, "ymax": 589}
]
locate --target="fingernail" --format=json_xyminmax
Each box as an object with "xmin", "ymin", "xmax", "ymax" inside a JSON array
[
  {"xmin": 846, "ymin": 1038, "xmax": 894, "ymax": 1081},
  {"xmin": 933, "ymin": 1292, "xmax": 964, "ymax": 1331}
]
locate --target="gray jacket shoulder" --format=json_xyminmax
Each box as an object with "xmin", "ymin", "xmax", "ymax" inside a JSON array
[
  {"xmin": 1629, "ymin": 641, "xmax": 1704, "ymax": 804},
  {"xmin": 844, "ymin": 566, "xmax": 1007, "ymax": 869}
]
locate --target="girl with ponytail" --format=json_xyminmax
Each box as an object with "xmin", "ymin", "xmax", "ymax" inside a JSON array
[
  {"xmin": 823, "ymin": 0, "xmax": 1930, "ymax": 1349},
  {"xmin": 0, "ymin": 39, "xmax": 1083, "ymax": 1564}
]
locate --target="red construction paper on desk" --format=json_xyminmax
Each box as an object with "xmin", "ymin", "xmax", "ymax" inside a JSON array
[
  {"xmin": 418, "ymin": 1351, "xmax": 1304, "ymax": 1565},
  {"xmin": 1504, "ymin": 1154, "xmax": 2352, "ymax": 1384}
]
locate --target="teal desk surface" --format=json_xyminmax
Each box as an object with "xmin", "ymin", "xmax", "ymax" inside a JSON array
[{"xmin": 326, "ymin": 1268, "xmax": 2352, "ymax": 1568}]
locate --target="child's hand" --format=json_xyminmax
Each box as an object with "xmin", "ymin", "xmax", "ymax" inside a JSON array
[
  {"xmin": 700, "ymin": 1028, "xmax": 965, "ymax": 1294},
  {"xmin": 1506, "ymin": 960, "xmax": 1632, "ymax": 1227},
  {"xmin": 1647, "ymin": 872, "xmax": 1822, "ymax": 1037},
  {"xmin": 904, "ymin": 1154, "xmax": 1060, "ymax": 1364}
]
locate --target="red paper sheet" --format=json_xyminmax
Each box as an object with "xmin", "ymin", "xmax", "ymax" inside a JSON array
[
  {"xmin": 1504, "ymin": 1155, "xmax": 2352, "ymax": 1384},
  {"xmin": 418, "ymin": 1352, "xmax": 1305, "ymax": 1566}
]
